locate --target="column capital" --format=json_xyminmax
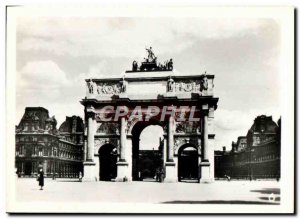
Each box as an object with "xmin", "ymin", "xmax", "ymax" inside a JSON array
[
  {"xmin": 86, "ymin": 106, "xmax": 96, "ymax": 118},
  {"xmin": 201, "ymin": 104, "xmax": 209, "ymax": 110}
]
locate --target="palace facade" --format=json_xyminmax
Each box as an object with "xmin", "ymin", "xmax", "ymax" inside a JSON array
[
  {"xmin": 215, "ymin": 115, "xmax": 281, "ymax": 179},
  {"xmin": 15, "ymin": 107, "xmax": 84, "ymax": 177}
]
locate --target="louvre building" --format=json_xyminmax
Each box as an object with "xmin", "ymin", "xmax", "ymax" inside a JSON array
[
  {"xmin": 15, "ymin": 107, "xmax": 84, "ymax": 178},
  {"xmin": 215, "ymin": 115, "xmax": 281, "ymax": 180}
]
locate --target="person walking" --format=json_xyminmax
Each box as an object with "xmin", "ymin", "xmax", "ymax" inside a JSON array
[
  {"xmin": 155, "ymin": 168, "xmax": 160, "ymax": 182},
  {"xmin": 38, "ymin": 168, "xmax": 44, "ymax": 190},
  {"xmin": 160, "ymin": 167, "xmax": 165, "ymax": 183},
  {"xmin": 79, "ymin": 171, "xmax": 82, "ymax": 182}
]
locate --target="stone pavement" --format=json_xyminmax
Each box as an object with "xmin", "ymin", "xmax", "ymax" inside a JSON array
[{"xmin": 16, "ymin": 178, "xmax": 280, "ymax": 204}]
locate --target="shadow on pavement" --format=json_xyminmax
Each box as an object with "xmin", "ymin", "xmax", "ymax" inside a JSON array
[
  {"xmin": 259, "ymin": 197, "xmax": 280, "ymax": 202},
  {"xmin": 179, "ymin": 180, "xmax": 199, "ymax": 183},
  {"xmin": 161, "ymin": 200, "xmax": 279, "ymax": 205},
  {"xmin": 250, "ymin": 188, "xmax": 280, "ymax": 195},
  {"xmin": 55, "ymin": 179, "xmax": 81, "ymax": 183}
]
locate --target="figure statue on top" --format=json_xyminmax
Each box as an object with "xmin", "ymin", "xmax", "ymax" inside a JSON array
[{"xmin": 145, "ymin": 47, "xmax": 156, "ymax": 62}]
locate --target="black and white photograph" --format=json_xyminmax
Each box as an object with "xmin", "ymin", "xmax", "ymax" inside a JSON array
[{"xmin": 5, "ymin": 5, "xmax": 294, "ymax": 214}]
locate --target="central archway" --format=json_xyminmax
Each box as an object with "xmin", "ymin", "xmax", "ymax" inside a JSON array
[
  {"xmin": 178, "ymin": 144, "xmax": 199, "ymax": 182},
  {"xmin": 99, "ymin": 144, "xmax": 117, "ymax": 181},
  {"xmin": 131, "ymin": 120, "xmax": 165, "ymax": 181}
]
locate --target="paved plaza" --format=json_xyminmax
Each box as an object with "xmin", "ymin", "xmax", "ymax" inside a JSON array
[{"xmin": 15, "ymin": 178, "xmax": 280, "ymax": 205}]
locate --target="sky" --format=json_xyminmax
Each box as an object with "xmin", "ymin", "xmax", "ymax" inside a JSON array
[{"xmin": 16, "ymin": 16, "xmax": 281, "ymax": 151}]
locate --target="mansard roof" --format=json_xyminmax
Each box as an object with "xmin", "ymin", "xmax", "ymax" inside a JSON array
[
  {"xmin": 59, "ymin": 116, "xmax": 84, "ymax": 133},
  {"xmin": 248, "ymin": 115, "xmax": 278, "ymax": 134},
  {"xmin": 17, "ymin": 107, "xmax": 52, "ymax": 130}
]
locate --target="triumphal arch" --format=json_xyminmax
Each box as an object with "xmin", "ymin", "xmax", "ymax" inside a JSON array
[{"xmin": 81, "ymin": 48, "xmax": 219, "ymax": 183}]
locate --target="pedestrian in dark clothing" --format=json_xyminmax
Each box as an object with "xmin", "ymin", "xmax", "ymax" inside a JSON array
[
  {"xmin": 38, "ymin": 169, "xmax": 44, "ymax": 190},
  {"xmin": 160, "ymin": 168, "xmax": 165, "ymax": 183},
  {"xmin": 79, "ymin": 171, "xmax": 83, "ymax": 182},
  {"xmin": 155, "ymin": 168, "xmax": 160, "ymax": 182}
]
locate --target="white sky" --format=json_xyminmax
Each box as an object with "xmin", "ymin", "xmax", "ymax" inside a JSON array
[{"xmin": 16, "ymin": 16, "xmax": 281, "ymax": 151}]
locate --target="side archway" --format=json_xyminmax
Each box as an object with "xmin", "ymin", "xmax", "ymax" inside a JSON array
[
  {"xmin": 98, "ymin": 144, "xmax": 118, "ymax": 181},
  {"xmin": 177, "ymin": 144, "xmax": 199, "ymax": 182}
]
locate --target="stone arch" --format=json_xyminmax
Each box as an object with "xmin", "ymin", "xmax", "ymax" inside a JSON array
[
  {"xmin": 128, "ymin": 118, "xmax": 167, "ymax": 134},
  {"xmin": 177, "ymin": 143, "xmax": 198, "ymax": 155},
  {"xmin": 94, "ymin": 138, "xmax": 119, "ymax": 156},
  {"xmin": 127, "ymin": 117, "xmax": 167, "ymax": 136},
  {"xmin": 174, "ymin": 139, "xmax": 201, "ymax": 156}
]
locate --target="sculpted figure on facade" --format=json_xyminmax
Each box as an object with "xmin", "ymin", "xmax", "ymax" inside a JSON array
[
  {"xmin": 96, "ymin": 122, "xmax": 120, "ymax": 134},
  {"xmin": 173, "ymin": 80, "xmax": 202, "ymax": 93},
  {"xmin": 96, "ymin": 82, "xmax": 122, "ymax": 95},
  {"xmin": 167, "ymin": 77, "xmax": 175, "ymax": 92},
  {"xmin": 201, "ymin": 73, "xmax": 209, "ymax": 91},
  {"xmin": 145, "ymin": 46, "xmax": 156, "ymax": 62},
  {"xmin": 132, "ymin": 61, "xmax": 138, "ymax": 71},
  {"xmin": 168, "ymin": 58, "xmax": 173, "ymax": 70},
  {"xmin": 120, "ymin": 77, "xmax": 127, "ymax": 93},
  {"xmin": 97, "ymin": 84, "xmax": 102, "ymax": 94},
  {"xmin": 87, "ymin": 79, "xmax": 95, "ymax": 94},
  {"xmin": 175, "ymin": 121, "xmax": 200, "ymax": 133}
]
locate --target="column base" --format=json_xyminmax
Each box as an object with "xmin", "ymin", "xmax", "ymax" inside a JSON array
[
  {"xmin": 115, "ymin": 161, "xmax": 129, "ymax": 182},
  {"xmin": 82, "ymin": 161, "xmax": 97, "ymax": 182},
  {"xmin": 164, "ymin": 162, "xmax": 177, "ymax": 183},
  {"xmin": 199, "ymin": 161, "xmax": 213, "ymax": 183}
]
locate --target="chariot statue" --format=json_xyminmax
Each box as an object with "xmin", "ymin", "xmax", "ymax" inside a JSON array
[{"xmin": 128, "ymin": 47, "xmax": 174, "ymax": 72}]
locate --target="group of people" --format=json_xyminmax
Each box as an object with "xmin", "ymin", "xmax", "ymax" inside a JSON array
[
  {"xmin": 35, "ymin": 169, "xmax": 83, "ymax": 190},
  {"xmin": 155, "ymin": 167, "xmax": 165, "ymax": 183}
]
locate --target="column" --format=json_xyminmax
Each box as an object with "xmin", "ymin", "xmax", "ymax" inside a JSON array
[
  {"xmin": 203, "ymin": 114, "xmax": 209, "ymax": 161},
  {"xmin": 120, "ymin": 117, "xmax": 126, "ymax": 162},
  {"xmin": 167, "ymin": 115, "xmax": 174, "ymax": 162},
  {"xmin": 94, "ymin": 155, "xmax": 99, "ymax": 181},
  {"xmin": 126, "ymin": 136, "xmax": 133, "ymax": 182},
  {"xmin": 115, "ymin": 116, "xmax": 129, "ymax": 182},
  {"xmin": 164, "ymin": 115, "xmax": 177, "ymax": 182},
  {"xmin": 82, "ymin": 106, "xmax": 97, "ymax": 182},
  {"xmin": 200, "ymin": 108, "xmax": 212, "ymax": 183},
  {"xmin": 87, "ymin": 115, "xmax": 94, "ymax": 161}
]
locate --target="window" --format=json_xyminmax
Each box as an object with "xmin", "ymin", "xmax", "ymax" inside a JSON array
[
  {"xmin": 16, "ymin": 146, "xmax": 19, "ymax": 156},
  {"xmin": 32, "ymin": 145, "xmax": 36, "ymax": 155},
  {"xmin": 38, "ymin": 148, "xmax": 43, "ymax": 156},
  {"xmin": 24, "ymin": 123, "xmax": 29, "ymax": 131},
  {"xmin": 54, "ymin": 148, "xmax": 57, "ymax": 157},
  {"xmin": 44, "ymin": 148, "xmax": 48, "ymax": 156},
  {"xmin": 19, "ymin": 145, "xmax": 23, "ymax": 155}
]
